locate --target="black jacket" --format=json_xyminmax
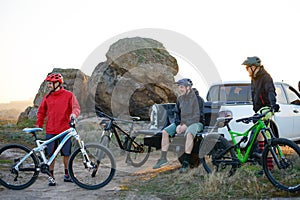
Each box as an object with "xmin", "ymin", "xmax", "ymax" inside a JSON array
[
  {"xmin": 251, "ymin": 67, "xmax": 277, "ymax": 112},
  {"xmin": 174, "ymin": 88, "xmax": 205, "ymax": 126}
]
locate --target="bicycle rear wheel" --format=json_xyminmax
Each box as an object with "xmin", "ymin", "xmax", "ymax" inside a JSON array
[
  {"xmin": 0, "ymin": 144, "xmax": 39, "ymax": 190},
  {"xmin": 200, "ymin": 134, "xmax": 237, "ymax": 176},
  {"xmin": 68, "ymin": 143, "xmax": 116, "ymax": 190},
  {"xmin": 262, "ymin": 138, "xmax": 300, "ymax": 192},
  {"xmin": 126, "ymin": 134, "xmax": 151, "ymax": 167}
]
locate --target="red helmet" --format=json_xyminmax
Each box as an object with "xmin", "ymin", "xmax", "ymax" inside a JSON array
[{"xmin": 45, "ymin": 73, "xmax": 63, "ymax": 84}]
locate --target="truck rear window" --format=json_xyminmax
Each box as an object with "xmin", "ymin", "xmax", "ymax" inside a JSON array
[{"xmin": 207, "ymin": 84, "xmax": 252, "ymax": 102}]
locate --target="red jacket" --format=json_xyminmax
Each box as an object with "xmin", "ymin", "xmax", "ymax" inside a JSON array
[{"xmin": 36, "ymin": 88, "xmax": 80, "ymax": 134}]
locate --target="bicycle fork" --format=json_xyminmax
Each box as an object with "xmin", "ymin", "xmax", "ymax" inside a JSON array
[
  {"xmin": 78, "ymin": 140, "xmax": 100, "ymax": 177},
  {"xmin": 265, "ymin": 143, "xmax": 290, "ymax": 170},
  {"xmin": 262, "ymin": 129, "xmax": 290, "ymax": 170}
]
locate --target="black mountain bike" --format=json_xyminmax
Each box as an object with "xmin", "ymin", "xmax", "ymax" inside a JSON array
[{"xmin": 96, "ymin": 111, "xmax": 151, "ymax": 167}]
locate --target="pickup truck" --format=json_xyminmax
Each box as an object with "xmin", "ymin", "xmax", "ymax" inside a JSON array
[
  {"xmin": 143, "ymin": 81, "xmax": 300, "ymax": 148},
  {"xmin": 206, "ymin": 81, "xmax": 300, "ymax": 146}
]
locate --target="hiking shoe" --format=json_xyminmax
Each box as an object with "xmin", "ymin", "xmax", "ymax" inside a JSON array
[
  {"xmin": 153, "ymin": 158, "xmax": 168, "ymax": 169},
  {"xmin": 64, "ymin": 175, "xmax": 73, "ymax": 183},
  {"xmin": 48, "ymin": 176, "xmax": 56, "ymax": 186},
  {"xmin": 179, "ymin": 161, "xmax": 189, "ymax": 173}
]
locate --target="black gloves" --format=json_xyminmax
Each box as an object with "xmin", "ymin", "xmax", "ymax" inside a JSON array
[{"xmin": 271, "ymin": 104, "xmax": 280, "ymax": 112}]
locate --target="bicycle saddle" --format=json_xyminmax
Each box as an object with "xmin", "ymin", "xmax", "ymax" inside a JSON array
[{"xmin": 22, "ymin": 128, "xmax": 43, "ymax": 133}]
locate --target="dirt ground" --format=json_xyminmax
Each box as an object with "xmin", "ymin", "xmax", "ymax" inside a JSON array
[{"xmin": 0, "ymin": 149, "xmax": 181, "ymax": 200}]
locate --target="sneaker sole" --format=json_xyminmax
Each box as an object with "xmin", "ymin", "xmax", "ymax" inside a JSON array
[
  {"xmin": 153, "ymin": 162, "xmax": 169, "ymax": 169},
  {"xmin": 64, "ymin": 175, "xmax": 73, "ymax": 182}
]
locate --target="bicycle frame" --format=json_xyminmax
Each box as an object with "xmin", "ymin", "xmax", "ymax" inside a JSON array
[
  {"xmin": 102, "ymin": 121, "xmax": 143, "ymax": 153},
  {"xmin": 228, "ymin": 120, "xmax": 264, "ymax": 163},
  {"xmin": 16, "ymin": 127, "xmax": 85, "ymax": 171},
  {"xmin": 36, "ymin": 128, "xmax": 80, "ymax": 165},
  {"xmin": 104, "ymin": 123, "xmax": 128, "ymax": 150},
  {"xmin": 228, "ymin": 118, "xmax": 281, "ymax": 164}
]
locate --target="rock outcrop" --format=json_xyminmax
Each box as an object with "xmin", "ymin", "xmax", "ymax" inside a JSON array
[{"xmin": 87, "ymin": 37, "xmax": 178, "ymax": 119}]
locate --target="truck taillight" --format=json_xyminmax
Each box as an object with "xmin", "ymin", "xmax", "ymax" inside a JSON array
[
  {"xmin": 217, "ymin": 110, "xmax": 233, "ymax": 128},
  {"xmin": 218, "ymin": 110, "xmax": 233, "ymax": 118}
]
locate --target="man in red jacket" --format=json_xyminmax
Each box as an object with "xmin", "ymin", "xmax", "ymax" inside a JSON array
[{"xmin": 36, "ymin": 73, "xmax": 80, "ymax": 186}]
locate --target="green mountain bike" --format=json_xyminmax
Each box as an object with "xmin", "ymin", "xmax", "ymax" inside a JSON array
[{"xmin": 200, "ymin": 107, "xmax": 300, "ymax": 192}]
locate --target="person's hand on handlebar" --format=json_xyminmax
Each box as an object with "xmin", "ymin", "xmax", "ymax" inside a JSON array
[
  {"xmin": 70, "ymin": 113, "xmax": 77, "ymax": 120},
  {"xmin": 69, "ymin": 114, "xmax": 77, "ymax": 127},
  {"xmin": 271, "ymin": 104, "xmax": 280, "ymax": 112}
]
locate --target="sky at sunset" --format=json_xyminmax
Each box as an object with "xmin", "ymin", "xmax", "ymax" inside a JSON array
[{"xmin": 1, "ymin": 0, "xmax": 299, "ymax": 103}]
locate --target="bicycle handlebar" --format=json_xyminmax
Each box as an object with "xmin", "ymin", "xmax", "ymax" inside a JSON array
[
  {"xmin": 96, "ymin": 110, "xmax": 140, "ymax": 123},
  {"xmin": 236, "ymin": 108, "xmax": 273, "ymax": 124},
  {"xmin": 69, "ymin": 116, "xmax": 76, "ymax": 128},
  {"xmin": 96, "ymin": 110, "xmax": 114, "ymax": 120}
]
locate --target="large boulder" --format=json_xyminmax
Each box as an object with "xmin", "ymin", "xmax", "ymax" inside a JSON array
[{"xmin": 87, "ymin": 37, "xmax": 178, "ymax": 119}]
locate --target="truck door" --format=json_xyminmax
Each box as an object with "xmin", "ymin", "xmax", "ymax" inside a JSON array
[
  {"xmin": 282, "ymin": 84, "xmax": 300, "ymax": 139},
  {"xmin": 273, "ymin": 84, "xmax": 294, "ymax": 139},
  {"xmin": 275, "ymin": 84, "xmax": 300, "ymax": 140}
]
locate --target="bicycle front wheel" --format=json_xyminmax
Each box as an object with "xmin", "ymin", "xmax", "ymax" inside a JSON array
[
  {"xmin": 262, "ymin": 138, "xmax": 300, "ymax": 192},
  {"xmin": 126, "ymin": 134, "xmax": 151, "ymax": 167},
  {"xmin": 0, "ymin": 144, "xmax": 39, "ymax": 190},
  {"xmin": 68, "ymin": 143, "xmax": 116, "ymax": 190},
  {"xmin": 100, "ymin": 134, "xmax": 110, "ymax": 148}
]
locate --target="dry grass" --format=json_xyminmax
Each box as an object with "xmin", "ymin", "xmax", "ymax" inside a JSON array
[{"xmin": 128, "ymin": 163, "xmax": 300, "ymax": 199}]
